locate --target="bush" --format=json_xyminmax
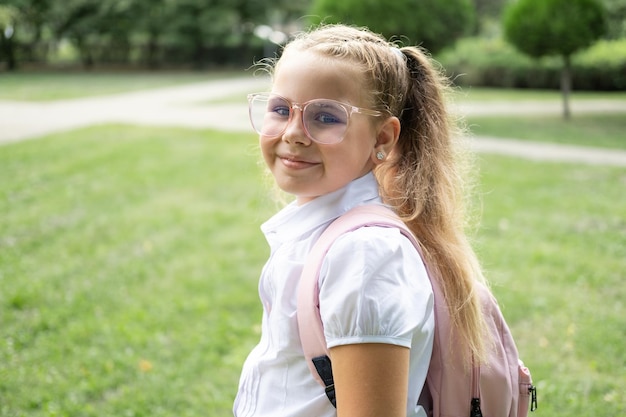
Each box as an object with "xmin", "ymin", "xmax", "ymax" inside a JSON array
[
  {"xmin": 573, "ymin": 39, "xmax": 626, "ymax": 89},
  {"xmin": 437, "ymin": 37, "xmax": 626, "ymax": 90},
  {"xmin": 309, "ymin": 0, "xmax": 475, "ymax": 54}
]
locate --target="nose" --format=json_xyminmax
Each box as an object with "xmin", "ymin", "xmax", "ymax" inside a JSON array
[{"xmin": 282, "ymin": 105, "xmax": 311, "ymax": 145}]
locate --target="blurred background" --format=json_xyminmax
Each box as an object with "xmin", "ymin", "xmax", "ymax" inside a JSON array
[
  {"xmin": 1, "ymin": 1, "xmax": 625, "ymax": 417},
  {"xmin": 0, "ymin": 0, "xmax": 624, "ymax": 92}
]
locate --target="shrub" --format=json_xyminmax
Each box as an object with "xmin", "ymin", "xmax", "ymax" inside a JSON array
[
  {"xmin": 437, "ymin": 37, "xmax": 626, "ymax": 91},
  {"xmin": 573, "ymin": 39, "xmax": 626, "ymax": 89}
]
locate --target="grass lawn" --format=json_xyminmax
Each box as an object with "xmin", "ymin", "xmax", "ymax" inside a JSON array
[
  {"xmin": 0, "ymin": 71, "xmax": 248, "ymax": 101},
  {"xmin": 1, "ymin": 124, "xmax": 625, "ymax": 416},
  {"xmin": 474, "ymin": 154, "xmax": 626, "ymax": 417},
  {"xmin": 452, "ymin": 86, "xmax": 626, "ymax": 102},
  {"xmin": 1, "ymin": 126, "xmax": 272, "ymax": 416},
  {"xmin": 466, "ymin": 113, "xmax": 626, "ymax": 150}
]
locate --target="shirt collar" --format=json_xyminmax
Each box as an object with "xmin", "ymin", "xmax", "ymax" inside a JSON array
[{"xmin": 261, "ymin": 172, "xmax": 382, "ymax": 248}]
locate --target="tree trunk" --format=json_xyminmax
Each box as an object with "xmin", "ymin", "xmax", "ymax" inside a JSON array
[
  {"xmin": 1, "ymin": 32, "xmax": 18, "ymax": 71},
  {"xmin": 146, "ymin": 30, "xmax": 160, "ymax": 70},
  {"xmin": 561, "ymin": 54, "xmax": 572, "ymax": 120},
  {"xmin": 75, "ymin": 35, "xmax": 94, "ymax": 70}
]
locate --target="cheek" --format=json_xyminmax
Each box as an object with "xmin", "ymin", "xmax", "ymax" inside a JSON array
[
  {"xmin": 323, "ymin": 142, "xmax": 373, "ymax": 174},
  {"xmin": 259, "ymin": 137, "xmax": 275, "ymax": 164},
  {"xmin": 337, "ymin": 129, "xmax": 377, "ymax": 163}
]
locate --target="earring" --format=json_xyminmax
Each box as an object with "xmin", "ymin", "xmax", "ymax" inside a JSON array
[{"xmin": 376, "ymin": 151, "xmax": 385, "ymax": 161}]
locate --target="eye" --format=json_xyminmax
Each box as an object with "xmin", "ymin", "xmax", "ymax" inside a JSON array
[
  {"xmin": 316, "ymin": 112, "xmax": 342, "ymax": 124},
  {"xmin": 308, "ymin": 102, "xmax": 348, "ymax": 125},
  {"xmin": 268, "ymin": 97, "xmax": 290, "ymax": 117},
  {"xmin": 273, "ymin": 105, "xmax": 290, "ymax": 117}
]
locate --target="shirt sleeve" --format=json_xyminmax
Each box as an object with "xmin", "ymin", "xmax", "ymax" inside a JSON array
[{"xmin": 318, "ymin": 226, "xmax": 433, "ymax": 349}]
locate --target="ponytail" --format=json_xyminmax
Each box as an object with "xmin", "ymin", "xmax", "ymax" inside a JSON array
[{"xmin": 377, "ymin": 46, "xmax": 490, "ymax": 365}]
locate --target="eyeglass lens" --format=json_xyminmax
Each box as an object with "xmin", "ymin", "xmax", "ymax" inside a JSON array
[{"xmin": 249, "ymin": 94, "xmax": 349, "ymax": 144}]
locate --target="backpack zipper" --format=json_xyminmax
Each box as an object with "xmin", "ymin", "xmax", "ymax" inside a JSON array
[{"xmin": 470, "ymin": 362, "xmax": 483, "ymax": 417}]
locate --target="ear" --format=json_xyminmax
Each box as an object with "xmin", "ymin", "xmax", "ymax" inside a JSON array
[{"xmin": 371, "ymin": 116, "xmax": 400, "ymax": 165}]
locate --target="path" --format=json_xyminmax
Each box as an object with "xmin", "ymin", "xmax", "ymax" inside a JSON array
[
  {"xmin": 0, "ymin": 76, "xmax": 269, "ymax": 144},
  {"xmin": 1, "ymin": 76, "xmax": 625, "ymax": 167}
]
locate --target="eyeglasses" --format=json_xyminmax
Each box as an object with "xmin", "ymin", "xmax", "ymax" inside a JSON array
[{"xmin": 247, "ymin": 92, "xmax": 385, "ymax": 144}]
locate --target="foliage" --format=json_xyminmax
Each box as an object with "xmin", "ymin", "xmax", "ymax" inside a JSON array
[
  {"xmin": 602, "ymin": 0, "xmax": 626, "ymax": 38},
  {"xmin": 308, "ymin": 0, "xmax": 475, "ymax": 53},
  {"xmin": 0, "ymin": 4, "xmax": 19, "ymax": 27},
  {"xmin": 469, "ymin": 0, "xmax": 508, "ymax": 35},
  {"xmin": 572, "ymin": 39, "xmax": 626, "ymax": 89},
  {"xmin": 503, "ymin": 0, "xmax": 608, "ymax": 118},
  {"xmin": 0, "ymin": 4, "xmax": 20, "ymax": 70},
  {"xmin": 471, "ymin": 0, "xmax": 507, "ymax": 17},
  {"xmin": 504, "ymin": 0, "xmax": 607, "ymax": 58},
  {"xmin": 0, "ymin": 0, "xmax": 310, "ymax": 70},
  {"xmin": 2, "ymin": 0, "xmax": 624, "ymax": 71},
  {"xmin": 437, "ymin": 37, "xmax": 626, "ymax": 90}
]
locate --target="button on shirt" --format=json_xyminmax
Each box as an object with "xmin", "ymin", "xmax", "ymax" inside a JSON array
[{"xmin": 234, "ymin": 173, "xmax": 435, "ymax": 417}]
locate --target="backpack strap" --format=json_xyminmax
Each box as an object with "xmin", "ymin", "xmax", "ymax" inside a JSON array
[
  {"xmin": 298, "ymin": 204, "xmax": 536, "ymax": 416},
  {"xmin": 296, "ymin": 204, "xmax": 420, "ymax": 401}
]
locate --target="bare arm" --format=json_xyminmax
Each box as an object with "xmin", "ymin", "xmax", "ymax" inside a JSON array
[{"xmin": 329, "ymin": 343, "xmax": 410, "ymax": 417}]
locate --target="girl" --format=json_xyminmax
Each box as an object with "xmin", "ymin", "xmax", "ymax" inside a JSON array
[{"xmin": 234, "ymin": 24, "xmax": 489, "ymax": 417}]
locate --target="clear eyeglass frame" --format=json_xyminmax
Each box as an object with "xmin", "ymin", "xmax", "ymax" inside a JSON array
[{"xmin": 247, "ymin": 92, "xmax": 385, "ymax": 144}]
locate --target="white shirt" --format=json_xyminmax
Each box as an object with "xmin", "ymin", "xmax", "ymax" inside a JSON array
[{"xmin": 234, "ymin": 173, "xmax": 435, "ymax": 417}]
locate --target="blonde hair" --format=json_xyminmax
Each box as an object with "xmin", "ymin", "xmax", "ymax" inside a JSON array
[{"xmin": 273, "ymin": 24, "xmax": 490, "ymax": 363}]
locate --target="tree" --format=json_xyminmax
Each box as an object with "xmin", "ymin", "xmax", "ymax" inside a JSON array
[
  {"xmin": 308, "ymin": 0, "xmax": 475, "ymax": 54},
  {"xmin": 470, "ymin": 0, "xmax": 507, "ymax": 34},
  {"xmin": 0, "ymin": 5, "xmax": 19, "ymax": 70},
  {"xmin": 602, "ymin": 0, "xmax": 626, "ymax": 38},
  {"xmin": 472, "ymin": 0, "xmax": 506, "ymax": 17},
  {"xmin": 0, "ymin": 0, "xmax": 312, "ymax": 69},
  {"xmin": 504, "ymin": 0, "xmax": 607, "ymax": 119},
  {"xmin": 0, "ymin": 0, "xmax": 54, "ymax": 69},
  {"xmin": 49, "ymin": 0, "xmax": 136, "ymax": 68}
]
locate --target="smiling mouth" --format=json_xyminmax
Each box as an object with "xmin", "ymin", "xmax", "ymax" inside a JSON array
[{"xmin": 279, "ymin": 155, "xmax": 319, "ymax": 169}]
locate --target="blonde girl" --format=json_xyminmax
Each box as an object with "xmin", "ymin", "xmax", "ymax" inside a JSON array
[{"xmin": 234, "ymin": 24, "xmax": 488, "ymax": 417}]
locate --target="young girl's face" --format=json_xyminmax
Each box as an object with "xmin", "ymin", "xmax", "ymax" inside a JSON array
[{"xmin": 261, "ymin": 50, "xmax": 379, "ymax": 205}]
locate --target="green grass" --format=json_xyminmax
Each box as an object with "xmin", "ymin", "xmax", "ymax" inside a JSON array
[
  {"xmin": 0, "ymin": 71, "xmax": 247, "ymax": 101},
  {"xmin": 467, "ymin": 113, "xmax": 626, "ymax": 150},
  {"xmin": 0, "ymin": 126, "xmax": 272, "ymax": 416},
  {"xmin": 452, "ymin": 87, "xmax": 626, "ymax": 102},
  {"xmin": 474, "ymin": 154, "xmax": 626, "ymax": 417},
  {"xmin": 1, "ymin": 124, "xmax": 625, "ymax": 416}
]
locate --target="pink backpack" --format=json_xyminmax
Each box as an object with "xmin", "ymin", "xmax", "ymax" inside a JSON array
[{"xmin": 297, "ymin": 205, "xmax": 537, "ymax": 417}]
